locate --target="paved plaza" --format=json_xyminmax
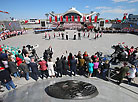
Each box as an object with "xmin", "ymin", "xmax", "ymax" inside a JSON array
[{"xmin": 0, "ymin": 30, "xmax": 138, "ymax": 102}]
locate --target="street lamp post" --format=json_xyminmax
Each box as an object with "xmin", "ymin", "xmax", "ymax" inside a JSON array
[{"xmin": 45, "ymin": 13, "xmax": 49, "ymax": 28}]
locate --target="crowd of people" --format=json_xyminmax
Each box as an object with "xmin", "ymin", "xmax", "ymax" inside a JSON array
[
  {"xmin": 0, "ymin": 30, "xmax": 27, "ymax": 41},
  {"xmin": 0, "ymin": 43, "xmax": 138, "ymax": 92}
]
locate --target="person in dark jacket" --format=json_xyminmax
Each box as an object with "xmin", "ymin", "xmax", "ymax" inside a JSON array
[
  {"xmin": 70, "ymin": 56, "xmax": 77, "ymax": 76},
  {"xmin": 8, "ymin": 57, "xmax": 20, "ymax": 77},
  {"xmin": 62, "ymin": 56, "xmax": 69, "ymax": 75},
  {"xmin": 55, "ymin": 57, "xmax": 63, "ymax": 77},
  {"xmin": 22, "ymin": 46, "xmax": 28, "ymax": 57},
  {"xmin": 29, "ymin": 58, "xmax": 40, "ymax": 81},
  {"xmin": 0, "ymin": 67, "xmax": 16, "ymax": 90},
  {"xmin": 101, "ymin": 60, "xmax": 110, "ymax": 80},
  {"xmin": 18, "ymin": 61, "xmax": 29, "ymax": 80},
  {"xmin": 117, "ymin": 62, "xmax": 129, "ymax": 85}
]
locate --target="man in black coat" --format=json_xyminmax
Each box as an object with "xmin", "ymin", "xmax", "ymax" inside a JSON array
[
  {"xmin": 29, "ymin": 58, "xmax": 40, "ymax": 81},
  {"xmin": 62, "ymin": 56, "xmax": 69, "ymax": 75},
  {"xmin": 0, "ymin": 67, "xmax": 16, "ymax": 90},
  {"xmin": 22, "ymin": 46, "xmax": 28, "ymax": 57},
  {"xmin": 70, "ymin": 56, "xmax": 77, "ymax": 76},
  {"xmin": 55, "ymin": 57, "xmax": 63, "ymax": 77}
]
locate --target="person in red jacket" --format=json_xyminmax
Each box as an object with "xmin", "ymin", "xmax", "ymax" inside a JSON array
[
  {"xmin": 15, "ymin": 55, "xmax": 22, "ymax": 66},
  {"xmin": 38, "ymin": 58, "xmax": 48, "ymax": 79}
]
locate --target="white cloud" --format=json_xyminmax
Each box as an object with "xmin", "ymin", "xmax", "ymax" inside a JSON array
[
  {"xmin": 112, "ymin": 0, "xmax": 128, "ymax": 2},
  {"xmin": 95, "ymin": 6, "xmax": 111, "ymax": 9},
  {"xmin": 85, "ymin": 6, "xmax": 89, "ymax": 8},
  {"xmin": 129, "ymin": 0, "xmax": 138, "ymax": 3},
  {"xmin": 101, "ymin": 8, "xmax": 135, "ymax": 14}
]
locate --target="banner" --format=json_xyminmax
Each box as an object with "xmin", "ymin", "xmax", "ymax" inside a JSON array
[
  {"xmin": 55, "ymin": 16, "xmax": 57, "ymax": 22},
  {"xmin": 49, "ymin": 16, "xmax": 52, "ymax": 22},
  {"xmin": 89, "ymin": 16, "xmax": 91, "ymax": 22},
  {"xmin": 71, "ymin": 16, "xmax": 74, "ymax": 22},
  {"xmin": 77, "ymin": 16, "xmax": 80, "ymax": 22},
  {"xmin": 94, "ymin": 16, "xmax": 98, "ymax": 23},
  {"xmin": 60, "ymin": 16, "xmax": 63, "ymax": 22},
  {"xmin": 66, "ymin": 16, "xmax": 68, "ymax": 22},
  {"xmin": 83, "ymin": 16, "xmax": 86, "ymax": 22}
]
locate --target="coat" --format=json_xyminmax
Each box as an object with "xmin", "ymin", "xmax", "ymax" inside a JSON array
[
  {"xmin": 0, "ymin": 69, "xmax": 12, "ymax": 84},
  {"xmin": 18, "ymin": 63, "xmax": 29, "ymax": 73},
  {"xmin": 39, "ymin": 60, "xmax": 47, "ymax": 71},
  {"xmin": 8, "ymin": 61, "xmax": 18, "ymax": 74},
  {"xmin": 62, "ymin": 60, "xmax": 69, "ymax": 70},
  {"xmin": 118, "ymin": 66, "xmax": 129, "ymax": 80},
  {"xmin": 29, "ymin": 62, "xmax": 39, "ymax": 73},
  {"xmin": 56, "ymin": 59, "xmax": 63, "ymax": 70},
  {"xmin": 70, "ymin": 59, "xmax": 77, "ymax": 70}
]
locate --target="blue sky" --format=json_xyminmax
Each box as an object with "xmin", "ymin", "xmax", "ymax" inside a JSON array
[{"xmin": 0, "ymin": 0, "xmax": 138, "ymax": 20}]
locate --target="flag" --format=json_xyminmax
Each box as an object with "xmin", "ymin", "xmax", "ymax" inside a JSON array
[
  {"xmin": 71, "ymin": 16, "xmax": 74, "ymax": 22},
  {"xmin": 55, "ymin": 16, "xmax": 57, "ymax": 22},
  {"xmin": 77, "ymin": 16, "xmax": 80, "ymax": 22},
  {"xmin": 89, "ymin": 16, "xmax": 91, "ymax": 22},
  {"xmin": 4, "ymin": 11, "xmax": 9, "ymax": 14},
  {"xmin": 94, "ymin": 16, "xmax": 98, "ymax": 23},
  {"xmin": 83, "ymin": 16, "xmax": 86, "ymax": 22},
  {"xmin": 60, "ymin": 16, "xmax": 63, "ymax": 22},
  {"xmin": 49, "ymin": 16, "xmax": 52, "ymax": 22},
  {"xmin": 66, "ymin": 16, "xmax": 68, "ymax": 22},
  {"xmin": 122, "ymin": 15, "xmax": 126, "ymax": 22}
]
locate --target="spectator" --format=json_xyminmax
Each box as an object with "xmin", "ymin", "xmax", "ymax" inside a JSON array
[
  {"xmin": 29, "ymin": 58, "xmax": 40, "ymax": 81},
  {"xmin": 47, "ymin": 58, "xmax": 55, "ymax": 78},
  {"xmin": 22, "ymin": 46, "xmax": 28, "ymax": 57},
  {"xmin": 15, "ymin": 55, "xmax": 22, "ymax": 66},
  {"xmin": 18, "ymin": 61, "xmax": 29, "ymax": 80},
  {"xmin": 55, "ymin": 57, "xmax": 63, "ymax": 77},
  {"xmin": 88, "ymin": 59, "xmax": 94, "ymax": 78},
  {"xmin": 62, "ymin": 56, "xmax": 69, "ymax": 75},
  {"xmin": 8, "ymin": 57, "xmax": 20, "ymax": 77},
  {"xmin": 117, "ymin": 62, "xmax": 129, "ymax": 85},
  {"xmin": 127, "ymin": 65, "xmax": 136, "ymax": 84},
  {"xmin": 0, "ymin": 67, "xmax": 16, "ymax": 90},
  {"xmin": 70, "ymin": 56, "xmax": 77, "ymax": 76},
  {"xmin": 38, "ymin": 58, "xmax": 48, "ymax": 79},
  {"xmin": 101, "ymin": 60, "xmax": 110, "ymax": 80},
  {"xmin": 93, "ymin": 59, "xmax": 100, "ymax": 77}
]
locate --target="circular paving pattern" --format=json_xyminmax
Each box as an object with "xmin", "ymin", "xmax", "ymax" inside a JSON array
[{"xmin": 46, "ymin": 80, "xmax": 99, "ymax": 99}]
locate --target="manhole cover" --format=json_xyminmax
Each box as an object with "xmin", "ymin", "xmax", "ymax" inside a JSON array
[{"xmin": 46, "ymin": 80, "xmax": 99, "ymax": 99}]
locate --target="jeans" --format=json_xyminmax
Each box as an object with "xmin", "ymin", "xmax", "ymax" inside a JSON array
[
  {"xmin": 13, "ymin": 72, "xmax": 20, "ymax": 77},
  {"xmin": 70, "ymin": 68, "xmax": 76, "ymax": 76},
  {"xmin": 5, "ymin": 80, "xmax": 16, "ymax": 90},
  {"xmin": 26, "ymin": 72, "xmax": 29, "ymax": 80},
  {"xmin": 102, "ymin": 69, "xmax": 108, "ymax": 79}
]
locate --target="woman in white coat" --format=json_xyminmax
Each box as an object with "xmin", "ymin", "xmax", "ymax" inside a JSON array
[
  {"xmin": 47, "ymin": 58, "xmax": 55, "ymax": 78},
  {"xmin": 128, "ymin": 65, "xmax": 136, "ymax": 84}
]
